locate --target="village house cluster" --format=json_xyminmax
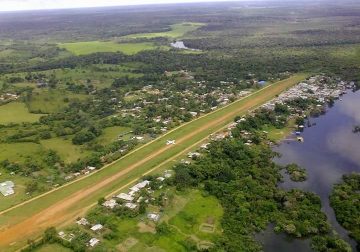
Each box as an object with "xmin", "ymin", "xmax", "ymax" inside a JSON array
[
  {"xmin": 58, "ymin": 170, "xmax": 173, "ymax": 248},
  {"xmin": 261, "ymin": 75, "xmax": 355, "ymax": 111}
]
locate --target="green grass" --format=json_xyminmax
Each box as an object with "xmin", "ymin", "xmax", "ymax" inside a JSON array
[
  {"xmin": 28, "ymin": 89, "xmax": 88, "ymax": 113},
  {"xmin": 97, "ymin": 126, "xmax": 132, "ymax": 145},
  {"xmin": 0, "ymin": 167, "xmax": 37, "ymax": 212},
  {"xmin": 40, "ymin": 137, "xmax": 91, "ymax": 163},
  {"xmin": 124, "ymin": 22, "xmax": 204, "ymax": 39},
  {"xmin": 168, "ymin": 190, "xmax": 223, "ymax": 240},
  {"xmin": 0, "ymin": 74, "xmax": 307, "ymax": 251},
  {"xmin": 58, "ymin": 41, "xmax": 156, "ymax": 55},
  {"xmin": 34, "ymin": 243, "xmax": 72, "ymax": 252},
  {"xmin": 0, "ymin": 103, "xmax": 43, "ymax": 124},
  {"xmin": 263, "ymin": 118, "xmax": 297, "ymax": 142}
]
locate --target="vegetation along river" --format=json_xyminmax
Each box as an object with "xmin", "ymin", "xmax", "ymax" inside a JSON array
[{"xmin": 258, "ymin": 90, "xmax": 360, "ymax": 251}]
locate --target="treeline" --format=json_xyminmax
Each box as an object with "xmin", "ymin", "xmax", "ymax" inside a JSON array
[{"xmin": 330, "ymin": 173, "xmax": 360, "ymax": 250}]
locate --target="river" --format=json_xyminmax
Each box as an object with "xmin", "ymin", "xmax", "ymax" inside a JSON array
[{"xmin": 257, "ymin": 90, "xmax": 360, "ymax": 251}]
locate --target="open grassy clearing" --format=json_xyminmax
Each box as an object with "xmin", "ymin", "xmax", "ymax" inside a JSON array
[
  {"xmin": 124, "ymin": 22, "xmax": 204, "ymax": 39},
  {"xmin": 97, "ymin": 126, "xmax": 132, "ymax": 145},
  {"xmin": 58, "ymin": 41, "xmax": 156, "ymax": 55},
  {"xmin": 40, "ymin": 137, "xmax": 91, "ymax": 163},
  {"xmin": 34, "ymin": 243, "xmax": 72, "ymax": 252},
  {"xmin": 0, "ymin": 168, "xmax": 37, "ymax": 212},
  {"xmin": 0, "ymin": 102, "xmax": 43, "ymax": 124},
  {"xmin": 0, "ymin": 74, "xmax": 307, "ymax": 251},
  {"xmin": 28, "ymin": 89, "xmax": 88, "ymax": 113},
  {"xmin": 168, "ymin": 190, "xmax": 223, "ymax": 240},
  {"xmin": 42, "ymin": 65, "xmax": 142, "ymax": 88},
  {"xmin": 96, "ymin": 189, "xmax": 222, "ymax": 251}
]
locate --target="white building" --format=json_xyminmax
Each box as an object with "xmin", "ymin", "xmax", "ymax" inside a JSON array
[
  {"xmin": 102, "ymin": 199, "xmax": 118, "ymax": 209},
  {"xmin": 76, "ymin": 217, "xmax": 89, "ymax": 226},
  {"xmin": 89, "ymin": 238, "xmax": 100, "ymax": 247},
  {"xmin": 90, "ymin": 224, "xmax": 103, "ymax": 232},
  {"xmin": 116, "ymin": 193, "xmax": 134, "ymax": 202},
  {"xmin": 124, "ymin": 202, "xmax": 137, "ymax": 209},
  {"xmin": 0, "ymin": 181, "xmax": 15, "ymax": 196},
  {"xmin": 147, "ymin": 213, "xmax": 160, "ymax": 222}
]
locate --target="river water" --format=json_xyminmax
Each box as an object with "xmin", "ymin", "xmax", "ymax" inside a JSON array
[{"xmin": 257, "ymin": 90, "xmax": 360, "ymax": 251}]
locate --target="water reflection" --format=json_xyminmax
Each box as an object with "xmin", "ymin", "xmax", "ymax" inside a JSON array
[{"xmin": 260, "ymin": 91, "xmax": 360, "ymax": 251}]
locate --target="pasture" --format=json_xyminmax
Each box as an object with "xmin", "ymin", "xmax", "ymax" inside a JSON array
[
  {"xmin": 125, "ymin": 22, "xmax": 204, "ymax": 39},
  {"xmin": 0, "ymin": 74, "xmax": 307, "ymax": 251},
  {"xmin": 58, "ymin": 41, "xmax": 156, "ymax": 55},
  {"xmin": 0, "ymin": 103, "xmax": 43, "ymax": 124},
  {"xmin": 97, "ymin": 126, "xmax": 132, "ymax": 145},
  {"xmin": 40, "ymin": 137, "xmax": 91, "ymax": 163},
  {"xmin": 28, "ymin": 89, "xmax": 88, "ymax": 113}
]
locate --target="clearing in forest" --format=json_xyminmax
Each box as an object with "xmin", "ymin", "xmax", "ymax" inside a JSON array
[{"xmin": 58, "ymin": 41, "xmax": 155, "ymax": 55}]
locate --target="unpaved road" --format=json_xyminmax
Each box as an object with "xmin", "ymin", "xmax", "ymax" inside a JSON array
[{"xmin": 0, "ymin": 75, "xmax": 305, "ymax": 251}]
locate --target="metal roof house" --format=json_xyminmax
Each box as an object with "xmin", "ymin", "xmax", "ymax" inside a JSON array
[{"xmin": 0, "ymin": 181, "xmax": 15, "ymax": 197}]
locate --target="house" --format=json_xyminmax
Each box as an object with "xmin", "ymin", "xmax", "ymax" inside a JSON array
[
  {"xmin": 130, "ymin": 180, "xmax": 150, "ymax": 192},
  {"xmin": 87, "ymin": 166, "xmax": 96, "ymax": 171},
  {"xmin": 124, "ymin": 202, "xmax": 137, "ymax": 209},
  {"xmin": 187, "ymin": 152, "xmax": 201, "ymax": 159},
  {"xmin": 102, "ymin": 199, "xmax": 118, "ymax": 209},
  {"xmin": 89, "ymin": 238, "xmax": 100, "ymax": 247},
  {"xmin": 0, "ymin": 181, "xmax": 15, "ymax": 197},
  {"xmin": 91, "ymin": 224, "xmax": 103, "ymax": 232},
  {"xmin": 189, "ymin": 111, "xmax": 198, "ymax": 117},
  {"xmin": 116, "ymin": 193, "xmax": 134, "ymax": 202},
  {"xmin": 164, "ymin": 170, "xmax": 172, "ymax": 178},
  {"xmin": 76, "ymin": 218, "xmax": 89, "ymax": 226},
  {"xmin": 258, "ymin": 80, "xmax": 267, "ymax": 85},
  {"xmin": 147, "ymin": 213, "xmax": 160, "ymax": 222}
]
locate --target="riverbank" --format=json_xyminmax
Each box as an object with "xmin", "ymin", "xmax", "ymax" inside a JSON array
[{"xmin": 265, "ymin": 89, "xmax": 360, "ymax": 251}]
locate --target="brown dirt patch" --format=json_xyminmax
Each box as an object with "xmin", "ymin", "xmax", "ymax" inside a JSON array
[{"xmin": 137, "ymin": 222, "xmax": 156, "ymax": 234}]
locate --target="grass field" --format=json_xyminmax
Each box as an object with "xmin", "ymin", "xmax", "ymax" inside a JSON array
[
  {"xmin": 0, "ymin": 102, "xmax": 43, "ymax": 124},
  {"xmin": 124, "ymin": 22, "xmax": 204, "ymax": 39},
  {"xmin": 58, "ymin": 41, "xmax": 156, "ymax": 55},
  {"xmin": 95, "ymin": 189, "xmax": 222, "ymax": 251},
  {"xmin": 0, "ymin": 74, "xmax": 307, "ymax": 251},
  {"xmin": 34, "ymin": 243, "xmax": 72, "ymax": 252},
  {"xmin": 40, "ymin": 137, "xmax": 91, "ymax": 163},
  {"xmin": 28, "ymin": 89, "xmax": 88, "ymax": 113},
  {"xmin": 45, "ymin": 65, "xmax": 142, "ymax": 88},
  {"xmin": 97, "ymin": 126, "xmax": 132, "ymax": 145}
]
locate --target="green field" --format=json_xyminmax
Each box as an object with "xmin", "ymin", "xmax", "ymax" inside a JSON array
[
  {"xmin": 58, "ymin": 41, "xmax": 156, "ymax": 55},
  {"xmin": 40, "ymin": 137, "xmax": 91, "ymax": 163},
  {"xmin": 0, "ymin": 74, "xmax": 307, "ymax": 251},
  {"xmin": 0, "ymin": 103, "xmax": 43, "ymax": 124},
  {"xmin": 98, "ymin": 126, "xmax": 132, "ymax": 145},
  {"xmin": 125, "ymin": 22, "xmax": 204, "ymax": 39},
  {"xmin": 94, "ymin": 189, "xmax": 222, "ymax": 251},
  {"xmin": 34, "ymin": 243, "xmax": 72, "ymax": 252},
  {"xmin": 28, "ymin": 89, "xmax": 88, "ymax": 113}
]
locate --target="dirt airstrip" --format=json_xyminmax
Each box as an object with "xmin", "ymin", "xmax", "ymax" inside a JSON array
[{"xmin": 0, "ymin": 75, "xmax": 304, "ymax": 251}]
